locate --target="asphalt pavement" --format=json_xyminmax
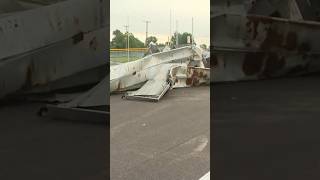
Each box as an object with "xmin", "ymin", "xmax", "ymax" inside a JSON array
[
  {"xmin": 0, "ymin": 102, "xmax": 108, "ymax": 180},
  {"xmin": 213, "ymin": 75, "xmax": 320, "ymax": 180},
  {"xmin": 110, "ymin": 86, "xmax": 210, "ymax": 180}
]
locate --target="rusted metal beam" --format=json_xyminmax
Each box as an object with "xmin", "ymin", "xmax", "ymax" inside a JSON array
[{"xmin": 211, "ymin": 13, "xmax": 320, "ymax": 82}]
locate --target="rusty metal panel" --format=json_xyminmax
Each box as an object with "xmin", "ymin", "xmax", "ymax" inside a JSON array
[
  {"xmin": 212, "ymin": 14, "xmax": 320, "ymax": 51},
  {"xmin": 212, "ymin": 13, "xmax": 320, "ymax": 82},
  {"xmin": 0, "ymin": 0, "xmax": 106, "ymax": 60},
  {"xmin": 212, "ymin": 49, "xmax": 320, "ymax": 82},
  {"xmin": 212, "ymin": 0, "xmax": 307, "ymax": 20},
  {"xmin": 171, "ymin": 66, "xmax": 210, "ymax": 88},
  {"xmin": 0, "ymin": 27, "xmax": 108, "ymax": 98}
]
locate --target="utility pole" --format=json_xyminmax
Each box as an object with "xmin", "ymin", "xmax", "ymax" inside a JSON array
[
  {"xmin": 191, "ymin": 17, "xmax": 194, "ymax": 46},
  {"xmin": 124, "ymin": 24, "xmax": 129, "ymax": 62},
  {"xmin": 175, "ymin": 20, "xmax": 179, "ymax": 46},
  {"xmin": 169, "ymin": 9, "xmax": 172, "ymax": 46},
  {"xmin": 143, "ymin": 20, "xmax": 151, "ymax": 46}
]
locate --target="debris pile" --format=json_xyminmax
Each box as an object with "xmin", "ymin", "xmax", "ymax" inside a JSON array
[{"xmin": 110, "ymin": 46, "xmax": 210, "ymax": 101}]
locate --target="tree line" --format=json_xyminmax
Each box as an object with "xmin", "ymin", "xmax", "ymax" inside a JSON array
[{"xmin": 110, "ymin": 29, "xmax": 207, "ymax": 49}]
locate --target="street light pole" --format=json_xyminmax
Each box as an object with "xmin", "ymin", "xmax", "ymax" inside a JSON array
[
  {"xmin": 143, "ymin": 20, "xmax": 151, "ymax": 46},
  {"xmin": 192, "ymin": 17, "xmax": 194, "ymax": 46},
  {"xmin": 124, "ymin": 24, "xmax": 129, "ymax": 62}
]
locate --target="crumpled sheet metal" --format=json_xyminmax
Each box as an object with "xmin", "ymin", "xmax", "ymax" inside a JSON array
[
  {"xmin": 124, "ymin": 64, "xmax": 210, "ymax": 101},
  {"xmin": 110, "ymin": 46, "xmax": 204, "ymax": 93},
  {"xmin": 124, "ymin": 64, "xmax": 175, "ymax": 101}
]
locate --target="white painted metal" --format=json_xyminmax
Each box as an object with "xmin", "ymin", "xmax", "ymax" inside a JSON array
[
  {"xmin": 199, "ymin": 171, "xmax": 210, "ymax": 180},
  {"xmin": 0, "ymin": 0, "xmax": 106, "ymax": 60},
  {"xmin": 111, "ymin": 46, "xmax": 209, "ymax": 101},
  {"xmin": 0, "ymin": 0, "xmax": 108, "ymax": 99}
]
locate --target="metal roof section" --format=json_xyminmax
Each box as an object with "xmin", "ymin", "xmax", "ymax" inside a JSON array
[{"xmin": 110, "ymin": 46, "xmax": 209, "ymax": 101}]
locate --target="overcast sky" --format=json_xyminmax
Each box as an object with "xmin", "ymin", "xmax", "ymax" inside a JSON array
[{"xmin": 110, "ymin": 0, "xmax": 210, "ymax": 45}]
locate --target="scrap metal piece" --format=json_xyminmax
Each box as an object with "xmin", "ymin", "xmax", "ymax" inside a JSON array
[
  {"xmin": 0, "ymin": 27, "xmax": 108, "ymax": 98},
  {"xmin": 0, "ymin": 0, "xmax": 108, "ymax": 99},
  {"xmin": 0, "ymin": 0, "xmax": 106, "ymax": 61},
  {"xmin": 124, "ymin": 64, "xmax": 176, "ymax": 101},
  {"xmin": 43, "ymin": 76, "xmax": 109, "ymax": 122},
  {"xmin": 172, "ymin": 66, "xmax": 210, "ymax": 88},
  {"xmin": 211, "ymin": 13, "xmax": 320, "ymax": 82},
  {"xmin": 59, "ymin": 76, "xmax": 109, "ymax": 108}
]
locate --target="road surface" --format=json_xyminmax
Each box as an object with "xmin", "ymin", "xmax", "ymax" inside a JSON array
[
  {"xmin": 110, "ymin": 86, "xmax": 210, "ymax": 180},
  {"xmin": 213, "ymin": 75, "xmax": 320, "ymax": 180},
  {"xmin": 0, "ymin": 102, "xmax": 108, "ymax": 180}
]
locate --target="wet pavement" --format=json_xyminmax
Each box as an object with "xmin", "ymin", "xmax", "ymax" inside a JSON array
[{"xmin": 110, "ymin": 86, "xmax": 210, "ymax": 180}]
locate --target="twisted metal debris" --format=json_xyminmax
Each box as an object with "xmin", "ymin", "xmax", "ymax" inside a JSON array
[{"xmin": 110, "ymin": 46, "xmax": 210, "ymax": 101}]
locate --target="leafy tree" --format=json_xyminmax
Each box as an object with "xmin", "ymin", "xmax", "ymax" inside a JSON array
[
  {"xmin": 110, "ymin": 30, "xmax": 126, "ymax": 48},
  {"xmin": 110, "ymin": 29, "xmax": 144, "ymax": 48},
  {"xmin": 128, "ymin": 32, "xmax": 145, "ymax": 48},
  {"xmin": 170, "ymin": 32, "xmax": 194, "ymax": 45},
  {"xmin": 145, "ymin": 36, "xmax": 158, "ymax": 45}
]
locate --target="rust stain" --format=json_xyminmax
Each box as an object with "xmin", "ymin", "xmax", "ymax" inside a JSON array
[
  {"xmin": 263, "ymin": 53, "xmax": 286, "ymax": 77},
  {"xmin": 260, "ymin": 27, "xmax": 284, "ymax": 50},
  {"xmin": 116, "ymin": 81, "xmax": 121, "ymax": 91},
  {"xmin": 242, "ymin": 52, "xmax": 265, "ymax": 76}
]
